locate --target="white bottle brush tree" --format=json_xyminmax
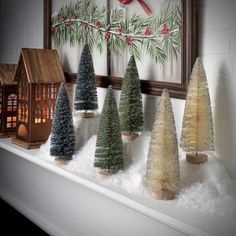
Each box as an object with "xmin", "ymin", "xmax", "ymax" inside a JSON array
[
  {"xmin": 180, "ymin": 57, "xmax": 214, "ymax": 164},
  {"xmin": 146, "ymin": 89, "xmax": 179, "ymax": 200},
  {"xmin": 74, "ymin": 44, "xmax": 98, "ymax": 118}
]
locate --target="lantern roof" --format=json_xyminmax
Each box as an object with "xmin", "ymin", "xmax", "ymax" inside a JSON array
[{"xmin": 14, "ymin": 48, "xmax": 65, "ymax": 84}]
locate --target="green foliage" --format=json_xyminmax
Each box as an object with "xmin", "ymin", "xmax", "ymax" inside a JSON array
[
  {"xmin": 74, "ymin": 44, "xmax": 98, "ymax": 111},
  {"xmin": 94, "ymin": 86, "xmax": 123, "ymax": 174},
  {"xmin": 52, "ymin": 0, "xmax": 182, "ymax": 65},
  {"xmin": 119, "ymin": 56, "xmax": 143, "ymax": 135},
  {"xmin": 50, "ymin": 83, "xmax": 75, "ymax": 160}
]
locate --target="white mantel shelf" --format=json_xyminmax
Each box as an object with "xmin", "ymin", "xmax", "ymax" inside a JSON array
[{"xmin": 0, "ymin": 138, "xmax": 235, "ymax": 236}]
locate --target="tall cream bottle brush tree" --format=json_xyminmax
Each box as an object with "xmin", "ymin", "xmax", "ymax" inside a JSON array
[
  {"xmin": 181, "ymin": 57, "xmax": 214, "ymax": 164},
  {"xmin": 146, "ymin": 89, "xmax": 179, "ymax": 200}
]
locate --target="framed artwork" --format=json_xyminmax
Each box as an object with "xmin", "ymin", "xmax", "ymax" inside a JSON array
[{"xmin": 43, "ymin": 0, "xmax": 198, "ymax": 99}]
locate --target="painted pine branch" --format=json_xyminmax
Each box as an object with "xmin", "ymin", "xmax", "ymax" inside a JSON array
[{"xmin": 51, "ymin": 0, "xmax": 181, "ymax": 65}]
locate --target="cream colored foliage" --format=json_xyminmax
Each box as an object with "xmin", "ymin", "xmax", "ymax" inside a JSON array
[
  {"xmin": 181, "ymin": 58, "xmax": 214, "ymax": 152},
  {"xmin": 146, "ymin": 89, "xmax": 180, "ymax": 193}
]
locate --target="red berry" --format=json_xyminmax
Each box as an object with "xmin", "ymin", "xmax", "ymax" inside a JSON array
[
  {"xmin": 95, "ymin": 20, "xmax": 101, "ymax": 29},
  {"xmin": 52, "ymin": 27, "xmax": 56, "ymax": 33},
  {"xmin": 126, "ymin": 36, "xmax": 133, "ymax": 46},
  {"xmin": 162, "ymin": 24, "xmax": 170, "ymax": 37},
  {"xmin": 67, "ymin": 21, "xmax": 73, "ymax": 29},
  {"xmin": 117, "ymin": 26, "xmax": 123, "ymax": 35},
  {"xmin": 144, "ymin": 26, "xmax": 152, "ymax": 36},
  {"xmin": 74, "ymin": 14, "xmax": 78, "ymax": 19},
  {"xmin": 83, "ymin": 23, "xmax": 88, "ymax": 30},
  {"xmin": 62, "ymin": 15, "xmax": 66, "ymax": 21},
  {"xmin": 105, "ymin": 31, "xmax": 110, "ymax": 39}
]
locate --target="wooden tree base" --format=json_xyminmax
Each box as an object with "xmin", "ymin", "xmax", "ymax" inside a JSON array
[
  {"xmin": 79, "ymin": 112, "xmax": 94, "ymax": 118},
  {"xmin": 186, "ymin": 153, "xmax": 208, "ymax": 164},
  {"xmin": 54, "ymin": 158, "xmax": 71, "ymax": 166},
  {"xmin": 122, "ymin": 133, "xmax": 139, "ymax": 142},
  {"xmin": 12, "ymin": 138, "xmax": 43, "ymax": 149},
  {"xmin": 150, "ymin": 189, "xmax": 175, "ymax": 200},
  {"xmin": 98, "ymin": 171, "xmax": 111, "ymax": 180}
]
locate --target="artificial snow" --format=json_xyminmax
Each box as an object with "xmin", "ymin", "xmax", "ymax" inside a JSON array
[
  {"xmin": 73, "ymin": 112, "xmax": 100, "ymax": 150},
  {"xmin": 38, "ymin": 132, "xmax": 236, "ymax": 218}
]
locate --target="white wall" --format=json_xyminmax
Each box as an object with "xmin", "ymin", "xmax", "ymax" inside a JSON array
[
  {"xmin": 0, "ymin": 0, "xmax": 43, "ymax": 63},
  {"xmin": 198, "ymin": 0, "xmax": 236, "ymax": 178},
  {"xmin": 0, "ymin": 0, "xmax": 236, "ymax": 179}
]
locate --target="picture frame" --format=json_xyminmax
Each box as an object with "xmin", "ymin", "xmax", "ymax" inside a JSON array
[{"xmin": 43, "ymin": 0, "xmax": 198, "ymax": 99}]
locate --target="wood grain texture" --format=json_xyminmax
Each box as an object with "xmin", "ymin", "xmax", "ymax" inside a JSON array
[
  {"xmin": 17, "ymin": 48, "xmax": 65, "ymax": 84},
  {"xmin": 0, "ymin": 64, "xmax": 17, "ymax": 85}
]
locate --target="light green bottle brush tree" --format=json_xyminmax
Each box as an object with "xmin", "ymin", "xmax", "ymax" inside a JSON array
[
  {"xmin": 94, "ymin": 85, "xmax": 123, "ymax": 176},
  {"xmin": 145, "ymin": 89, "xmax": 180, "ymax": 200},
  {"xmin": 180, "ymin": 57, "xmax": 214, "ymax": 164},
  {"xmin": 119, "ymin": 56, "xmax": 143, "ymax": 141}
]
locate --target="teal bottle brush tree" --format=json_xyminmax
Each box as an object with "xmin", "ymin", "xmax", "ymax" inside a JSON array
[
  {"xmin": 119, "ymin": 56, "xmax": 143, "ymax": 141},
  {"xmin": 74, "ymin": 44, "xmax": 98, "ymax": 118},
  {"xmin": 180, "ymin": 58, "xmax": 214, "ymax": 164},
  {"xmin": 145, "ymin": 89, "xmax": 179, "ymax": 200},
  {"xmin": 94, "ymin": 85, "xmax": 123, "ymax": 176},
  {"xmin": 50, "ymin": 83, "xmax": 75, "ymax": 163}
]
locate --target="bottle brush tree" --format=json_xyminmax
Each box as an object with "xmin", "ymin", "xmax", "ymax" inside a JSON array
[
  {"xmin": 146, "ymin": 89, "xmax": 179, "ymax": 200},
  {"xmin": 74, "ymin": 44, "xmax": 98, "ymax": 118},
  {"xmin": 180, "ymin": 57, "xmax": 214, "ymax": 164},
  {"xmin": 94, "ymin": 85, "xmax": 123, "ymax": 175},
  {"xmin": 50, "ymin": 83, "xmax": 75, "ymax": 161},
  {"xmin": 119, "ymin": 56, "xmax": 143, "ymax": 141}
]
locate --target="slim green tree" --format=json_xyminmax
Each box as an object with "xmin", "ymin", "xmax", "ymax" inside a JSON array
[
  {"xmin": 180, "ymin": 57, "xmax": 214, "ymax": 164},
  {"xmin": 50, "ymin": 83, "xmax": 75, "ymax": 160},
  {"xmin": 74, "ymin": 44, "xmax": 98, "ymax": 117},
  {"xmin": 94, "ymin": 85, "xmax": 123, "ymax": 174},
  {"xmin": 146, "ymin": 89, "xmax": 179, "ymax": 200},
  {"xmin": 119, "ymin": 56, "xmax": 143, "ymax": 140}
]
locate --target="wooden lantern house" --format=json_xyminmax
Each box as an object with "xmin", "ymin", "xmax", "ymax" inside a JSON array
[
  {"xmin": 12, "ymin": 48, "xmax": 65, "ymax": 149},
  {"xmin": 0, "ymin": 64, "xmax": 17, "ymax": 137}
]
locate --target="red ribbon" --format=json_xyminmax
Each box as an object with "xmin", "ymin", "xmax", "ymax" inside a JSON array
[{"xmin": 118, "ymin": 0, "xmax": 152, "ymax": 16}]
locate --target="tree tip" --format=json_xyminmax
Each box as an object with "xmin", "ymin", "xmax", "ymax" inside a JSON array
[
  {"xmin": 60, "ymin": 82, "xmax": 65, "ymax": 88},
  {"xmin": 129, "ymin": 55, "xmax": 135, "ymax": 62},
  {"xmin": 162, "ymin": 88, "xmax": 169, "ymax": 97},
  {"xmin": 83, "ymin": 44, "xmax": 90, "ymax": 53}
]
